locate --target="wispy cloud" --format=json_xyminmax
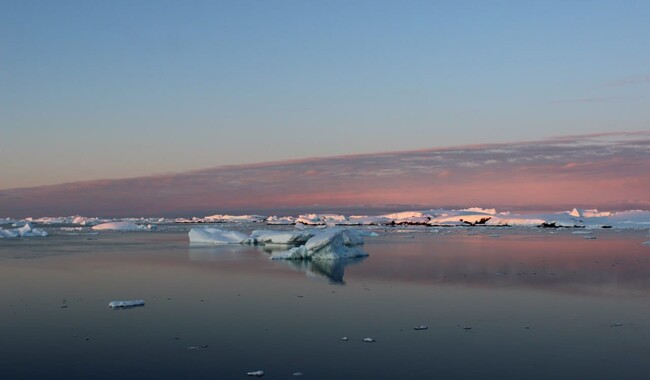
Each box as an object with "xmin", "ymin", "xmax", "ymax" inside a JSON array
[
  {"xmin": 602, "ymin": 74, "xmax": 650, "ymax": 87},
  {"xmin": 552, "ymin": 96, "xmax": 622, "ymax": 104}
]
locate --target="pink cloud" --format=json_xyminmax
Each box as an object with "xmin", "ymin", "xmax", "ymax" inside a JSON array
[{"xmin": 1, "ymin": 132, "xmax": 648, "ymax": 217}]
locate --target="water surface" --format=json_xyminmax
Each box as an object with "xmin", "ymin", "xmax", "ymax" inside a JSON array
[{"xmin": 1, "ymin": 227, "xmax": 649, "ymax": 379}]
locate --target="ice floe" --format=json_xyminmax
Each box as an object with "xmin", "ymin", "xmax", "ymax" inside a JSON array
[
  {"xmin": 204, "ymin": 214, "xmax": 266, "ymax": 223},
  {"xmin": 108, "ymin": 299, "xmax": 145, "ymax": 308},
  {"xmin": 0, "ymin": 222, "xmax": 48, "ymax": 238}
]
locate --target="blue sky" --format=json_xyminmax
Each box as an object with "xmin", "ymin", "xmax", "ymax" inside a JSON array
[{"xmin": 2, "ymin": 0, "xmax": 649, "ymax": 189}]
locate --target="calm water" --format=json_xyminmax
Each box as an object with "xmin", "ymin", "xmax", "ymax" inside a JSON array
[{"xmin": 1, "ymin": 226, "xmax": 650, "ymax": 379}]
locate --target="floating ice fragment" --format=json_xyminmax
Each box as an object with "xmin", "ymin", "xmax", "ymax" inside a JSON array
[
  {"xmin": 247, "ymin": 370, "xmax": 265, "ymax": 377},
  {"xmin": 292, "ymin": 372, "xmax": 303, "ymax": 376},
  {"xmin": 413, "ymin": 325, "xmax": 428, "ymax": 331},
  {"xmin": 108, "ymin": 300, "xmax": 145, "ymax": 309},
  {"xmin": 340, "ymin": 336, "xmax": 349, "ymax": 341},
  {"xmin": 611, "ymin": 323, "xmax": 624, "ymax": 327},
  {"xmin": 92, "ymin": 221, "xmax": 141, "ymax": 231},
  {"xmin": 642, "ymin": 241, "xmax": 650, "ymax": 246},
  {"xmin": 362, "ymin": 337, "xmax": 376, "ymax": 343},
  {"xmin": 584, "ymin": 236, "xmax": 597, "ymax": 240}
]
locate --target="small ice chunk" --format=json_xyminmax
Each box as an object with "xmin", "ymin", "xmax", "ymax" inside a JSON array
[
  {"xmin": 340, "ymin": 336, "xmax": 349, "ymax": 341},
  {"xmin": 642, "ymin": 241, "xmax": 650, "ymax": 246},
  {"xmin": 108, "ymin": 300, "xmax": 145, "ymax": 308},
  {"xmin": 362, "ymin": 337, "xmax": 375, "ymax": 343},
  {"xmin": 247, "ymin": 370, "xmax": 265, "ymax": 377},
  {"xmin": 584, "ymin": 236, "xmax": 597, "ymax": 240},
  {"xmin": 292, "ymin": 372, "xmax": 303, "ymax": 376},
  {"xmin": 413, "ymin": 325, "xmax": 428, "ymax": 331}
]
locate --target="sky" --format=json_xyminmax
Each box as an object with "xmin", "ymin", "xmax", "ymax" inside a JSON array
[
  {"xmin": 1, "ymin": 0, "xmax": 649, "ymax": 191},
  {"xmin": 1, "ymin": 132, "xmax": 648, "ymax": 217}
]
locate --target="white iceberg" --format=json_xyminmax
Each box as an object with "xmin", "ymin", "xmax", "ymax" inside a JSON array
[
  {"xmin": 188, "ymin": 227, "xmax": 250, "ymax": 244},
  {"xmin": 271, "ymin": 228, "xmax": 369, "ymax": 260}
]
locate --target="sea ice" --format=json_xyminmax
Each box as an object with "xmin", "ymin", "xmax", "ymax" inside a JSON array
[
  {"xmin": 188, "ymin": 227, "xmax": 250, "ymax": 244},
  {"xmin": 270, "ymin": 228, "xmax": 369, "ymax": 260},
  {"xmin": 204, "ymin": 214, "xmax": 266, "ymax": 223},
  {"xmin": 108, "ymin": 300, "xmax": 145, "ymax": 308},
  {"xmin": 295, "ymin": 214, "xmax": 348, "ymax": 225},
  {"xmin": 0, "ymin": 222, "xmax": 48, "ymax": 238}
]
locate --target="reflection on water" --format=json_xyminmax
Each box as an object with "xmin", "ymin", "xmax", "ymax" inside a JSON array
[
  {"xmin": 189, "ymin": 242, "xmax": 367, "ymax": 284},
  {"xmin": 283, "ymin": 257, "xmax": 367, "ymax": 284},
  {"xmin": 1, "ymin": 228, "xmax": 650, "ymax": 379}
]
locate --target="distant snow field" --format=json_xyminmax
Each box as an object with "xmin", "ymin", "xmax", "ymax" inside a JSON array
[{"xmin": 2, "ymin": 207, "xmax": 650, "ymax": 241}]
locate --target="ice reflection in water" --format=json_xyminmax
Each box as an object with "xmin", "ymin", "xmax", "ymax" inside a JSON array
[{"xmin": 189, "ymin": 243, "xmax": 368, "ymax": 284}]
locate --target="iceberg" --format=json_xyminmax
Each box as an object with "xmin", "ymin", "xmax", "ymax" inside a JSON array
[
  {"xmin": 188, "ymin": 227, "xmax": 250, "ymax": 244},
  {"xmin": 271, "ymin": 228, "xmax": 369, "ymax": 260}
]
